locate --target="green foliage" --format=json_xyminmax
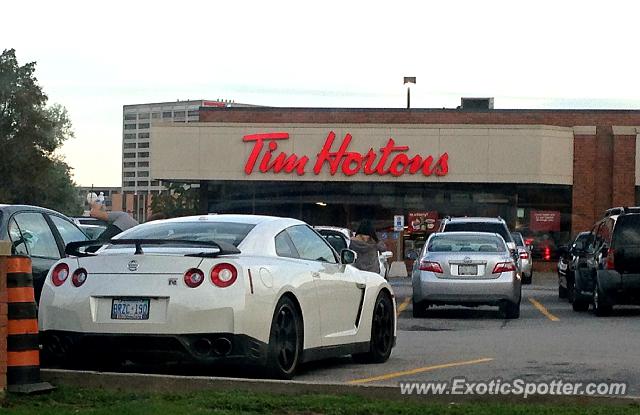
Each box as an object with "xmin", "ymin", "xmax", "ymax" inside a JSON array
[
  {"xmin": 149, "ymin": 182, "xmax": 200, "ymax": 219},
  {"xmin": 0, "ymin": 48, "xmax": 82, "ymax": 216}
]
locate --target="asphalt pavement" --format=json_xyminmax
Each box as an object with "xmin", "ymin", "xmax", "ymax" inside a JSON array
[{"xmin": 294, "ymin": 272, "xmax": 640, "ymax": 396}]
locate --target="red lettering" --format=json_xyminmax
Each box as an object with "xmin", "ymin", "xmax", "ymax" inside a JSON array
[
  {"xmin": 389, "ymin": 154, "xmax": 409, "ymax": 176},
  {"xmin": 243, "ymin": 132, "xmax": 289, "ymax": 174},
  {"xmin": 243, "ymin": 132, "xmax": 449, "ymax": 178}
]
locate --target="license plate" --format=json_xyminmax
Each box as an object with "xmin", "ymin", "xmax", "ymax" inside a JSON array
[
  {"xmin": 111, "ymin": 298, "xmax": 150, "ymax": 320},
  {"xmin": 458, "ymin": 264, "xmax": 478, "ymax": 275}
]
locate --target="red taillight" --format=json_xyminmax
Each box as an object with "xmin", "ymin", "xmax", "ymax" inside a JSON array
[
  {"xmin": 544, "ymin": 246, "xmax": 551, "ymax": 261},
  {"xmin": 184, "ymin": 268, "xmax": 205, "ymax": 288},
  {"xmin": 419, "ymin": 260, "xmax": 443, "ymax": 273},
  {"xmin": 211, "ymin": 263, "xmax": 238, "ymax": 287},
  {"xmin": 605, "ymin": 248, "xmax": 615, "ymax": 270},
  {"xmin": 525, "ymin": 238, "xmax": 534, "ymax": 246},
  {"xmin": 493, "ymin": 262, "xmax": 517, "ymax": 274},
  {"xmin": 71, "ymin": 268, "xmax": 88, "ymax": 287},
  {"xmin": 51, "ymin": 263, "xmax": 70, "ymax": 287},
  {"xmin": 519, "ymin": 251, "xmax": 529, "ymax": 259}
]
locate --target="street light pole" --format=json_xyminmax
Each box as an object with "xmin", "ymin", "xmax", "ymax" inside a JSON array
[{"xmin": 403, "ymin": 76, "xmax": 416, "ymax": 109}]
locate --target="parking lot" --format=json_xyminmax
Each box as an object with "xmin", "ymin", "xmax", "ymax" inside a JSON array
[{"xmin": 291, "ymin": 273, "xmax": 640, "ymax": 395}]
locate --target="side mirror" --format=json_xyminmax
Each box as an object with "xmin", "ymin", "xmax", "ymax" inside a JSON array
[
  {"xmin": 341, "ymin": 249, "xmax": 357, "ymax": 265},
  {"xmin": 381, "ymin": 251, "xmax": 393, "ymax": 259}
]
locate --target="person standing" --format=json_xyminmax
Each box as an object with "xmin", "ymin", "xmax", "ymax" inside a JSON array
[{"xmin": 350, "ymin": 220, "xmax": 386, "ymax": 273}]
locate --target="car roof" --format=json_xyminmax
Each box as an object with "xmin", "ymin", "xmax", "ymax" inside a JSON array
[{"xmin": 432, "ymin": 231, "xmax": 504, "ymax": 239}]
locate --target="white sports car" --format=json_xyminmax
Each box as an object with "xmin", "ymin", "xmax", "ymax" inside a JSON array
[{"xmin": 38, "ymin": 214, "xmax": 396, "ymax": 378}]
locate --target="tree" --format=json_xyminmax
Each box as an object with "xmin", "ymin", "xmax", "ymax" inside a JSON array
[
  {"xmin": 0, "ymin": 48, "xmax": 82, "ymax": 216},
  {"xmin": 150, "ymin": 182, "xmax": 200, "ymax": 219}
]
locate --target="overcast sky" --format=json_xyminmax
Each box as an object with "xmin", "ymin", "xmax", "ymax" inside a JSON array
[{"xmin": 3, "ymin": 1, "xmax": 640, "ymax": 187}]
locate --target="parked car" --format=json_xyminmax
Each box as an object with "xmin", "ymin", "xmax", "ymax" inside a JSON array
[
  {"xmin": 557, "ymin": 231, "xmax": 590, "ymax": 302},
  {"xmin": 572, "ymin": 208, "xmax": 640, "ymax": 315},
  {"xmin": 0, "ymin": 204, "xmax": 88, "ymax": 304},
  {"xmin": 511, "ymin": 232, "xmax": 533, "ymax": 284},
  {"xmin": 411, "ymin": 232, "xmax": 522, "ymax": 319},
  {"xmin": 39, "ymin": 215, "xmax": 396, "ymax": 378},
  {"xmin": 314, "ymin": 226, "xmax": 392, "ymax": 279}
]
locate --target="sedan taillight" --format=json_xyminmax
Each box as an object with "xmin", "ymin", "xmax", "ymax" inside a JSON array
[
  {"xmin": 519, "ymin": 251, "xmax": 529, "ymax": 260},
  {"xmin": 71, "ymin": 268, "xmax": 88, "ymax": 287},
  {"xmin": 211, "ymin": 263, "xmax": 238, "ymax": 287},
  {"xmin": 492, "ymin": 262, "xmax": 517, "ymax": 274},
  {"xmin": 51, "ymin": 263, "xmax": 70, "ymax": 286},
  {"xmin": 419, "ymin": 260, "xmax": 443, "ymax": 273},
  {"xmin": 184, "ymin": 268, "xmax": 205, "ymax": 288}
]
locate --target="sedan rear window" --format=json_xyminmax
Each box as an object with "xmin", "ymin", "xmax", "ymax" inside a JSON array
[
  {"xmin": 428, "ymin": 234, "xmax": 506, "ymax": 253},
  {"xmin": 112, "ymin": 222, "xmax": 255, "ymax": 247},
  {"xmin": 613, "ymin": 215, "xmax": 640, "ymax": 247}
]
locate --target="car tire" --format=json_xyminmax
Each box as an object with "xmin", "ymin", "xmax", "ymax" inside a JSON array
[
  {"xmin": 501, "ymin": 299, "xmax": 520, "ymax": 319},
  {"xmin": 353, "ymin": 291, "xmax": 394, "ymax": 364},
  {"xmin": 522, "ymin": 273, "xmax": 532, "ymax": 285},
  {"xmin": 593, "ymin": 281, "xmax": 613, "ymax": 317},
  {"xmin": 558, "ymin": 283, "xmax": 568, "ymax": 299},
  {"xmin": 266, "ymin": 296, "xmax": 303, "ymax": 379},
  {"xmin": 567, "ymin": 280, "xmax": 576, "ymax": 304},
  {"xmin": 412, "ymin": 299, "xmax": 429, "ymax": 318}
]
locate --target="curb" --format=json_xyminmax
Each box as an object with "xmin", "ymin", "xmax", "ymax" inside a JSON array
[{"xmin": 41, "ymin": 369, "xmax": 639, "ymax": 405}]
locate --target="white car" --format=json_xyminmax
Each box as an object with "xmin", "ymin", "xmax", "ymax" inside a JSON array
[
  {"xmin": 314, "ymin": 226, "xmax": 393, "ymax": 279},
  {"xmin": 38, "ymin": 214, "xmax": 396, "ymax": 379}
]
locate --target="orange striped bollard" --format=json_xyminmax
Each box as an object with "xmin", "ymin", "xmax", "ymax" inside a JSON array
[{"xmin": 6, "ymin": 255, "xmax": 52, "ymax": 393}]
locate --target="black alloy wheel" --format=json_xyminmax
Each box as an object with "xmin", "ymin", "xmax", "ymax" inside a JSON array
[
  {"xmin": 266, "ymin": 296, "xmax": 302, "ymax": 379},
  {"xmin": 353, "ymin": 291, "xmax": 394, "ymax": 363}
]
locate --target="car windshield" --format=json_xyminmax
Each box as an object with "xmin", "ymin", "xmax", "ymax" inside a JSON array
[
  {"xmin": 109, "ymin": 221, "xmax": 255, "ymax": 248},
  {"xmin": 428, "ymin": 234, "xmax": 506, "ymax": 253},
  {"xmin": 443, "ymin": 222, "xmax": 511, "ymax": 243}
]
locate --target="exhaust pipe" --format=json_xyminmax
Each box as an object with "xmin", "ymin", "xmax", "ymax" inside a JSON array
[
  {"xmin": 193, "ymin": 338, "xmax": 213, "ymax": 356},
  {"xmin": 212, "ymin": 337, "xmax": 232, "ymax": 356}
]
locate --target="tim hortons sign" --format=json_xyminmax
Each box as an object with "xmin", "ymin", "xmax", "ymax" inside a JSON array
[{"xmin": 242, "ymin": 131, "xmax": 449, "ymax": 177}]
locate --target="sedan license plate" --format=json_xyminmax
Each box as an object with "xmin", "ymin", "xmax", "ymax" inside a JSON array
[
  {"xmin": 458, "ymin": 264, "xmax": 478, "ymax": 276},
  {"xmin": 111, "ymin": 298, "xmax": 150, "ymax": 320}
]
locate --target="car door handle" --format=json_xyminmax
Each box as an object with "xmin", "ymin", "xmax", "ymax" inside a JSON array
[
  {"xmin": 312, "ymin": 272, "xmax": 320, "ymax": 278},
  {"xmin": 356, "ymin": 282, "xmax": 366, "ymax": 289}
]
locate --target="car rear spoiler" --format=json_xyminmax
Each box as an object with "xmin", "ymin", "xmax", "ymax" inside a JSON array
[{"xmin": 65, "ymin": 239, "xmax": 241, "ymax": 257}]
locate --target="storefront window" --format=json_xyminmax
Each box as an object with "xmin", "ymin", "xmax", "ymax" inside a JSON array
[{"xmin": 205, "ymin": 181, "xmax": 572, "ymax": 261}]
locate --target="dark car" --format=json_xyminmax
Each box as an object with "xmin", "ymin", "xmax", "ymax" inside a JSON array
[
  {"xmin": 557, "ymin": 231, "xmax": 590, "ymax": 302},
  {"xmin": 573, "ymin": 207, "xmax": 640, "ymax": 315},
  {"xmin": 0, "ymin": 205, "xmax": 88, "ymax": 304}
]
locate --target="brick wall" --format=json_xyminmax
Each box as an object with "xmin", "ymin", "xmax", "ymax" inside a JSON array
[
  {"xmin": 612, "ymin": 134, "xmax": 636, "ymax": 207},
  {"xmin": 572, "ymin": 134, "xmax": 598, "ymax": 234}
]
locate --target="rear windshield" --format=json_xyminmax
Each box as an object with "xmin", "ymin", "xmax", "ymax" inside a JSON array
[
  {"xmin": 111, "ymin": 221, "xmax": 255, "ymax": 247},
  {"xmin": 443, "ymin": 222, "xmax": 511, "ymax": 243},
  {"xmin": 428, "ymin": 234, "xmax": 506, "ymax": 253},
  {"xmin": 613, "ymin": 215, "xmax": 640, "ymax": 247}
]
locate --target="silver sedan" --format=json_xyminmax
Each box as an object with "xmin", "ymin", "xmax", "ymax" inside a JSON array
[{"xmin": 411, "ymin": 232, "xmax": 522, "ymax": 319}]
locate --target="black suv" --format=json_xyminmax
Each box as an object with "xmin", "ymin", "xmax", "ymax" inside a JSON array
[{"xmin": 573, "ymin": 207, "xmax": 640, "ymax": 315}]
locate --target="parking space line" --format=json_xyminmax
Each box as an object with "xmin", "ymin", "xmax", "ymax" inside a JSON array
[
  {"xmin": 396, "ymin": 297, "xmax": 411, "ymax": 316},
  {"xmin": 529, "ymin": 297, "xmax": 560, "ymax": 321},
  {"xmin": 348, "ymin": 357, "xmax": 494, "ymax": 385}
]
